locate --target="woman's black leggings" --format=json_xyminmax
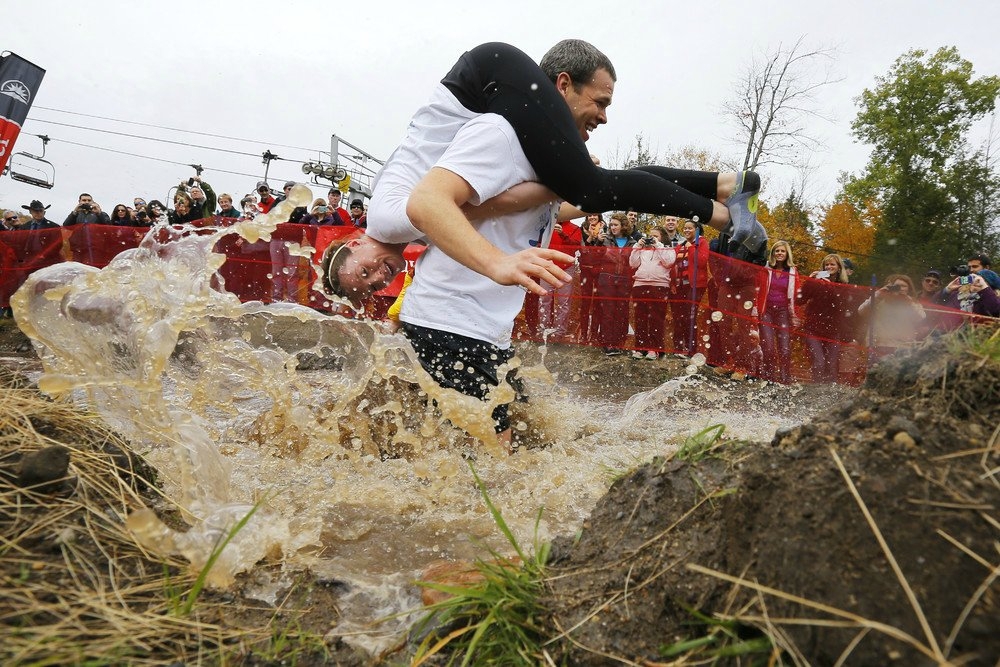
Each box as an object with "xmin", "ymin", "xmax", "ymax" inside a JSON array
[{"xmin": 442, "ymin": 43, "xmax": 719, "ymax": 222}]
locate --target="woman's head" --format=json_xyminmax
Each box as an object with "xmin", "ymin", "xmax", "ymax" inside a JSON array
[
  {"xmin": 112, "ymin": 204, "xmax": 129, "ymax": 218},
  {"xmin": 174, "ymin": 192, "xmax": 192, "ymax": 214},
  {"xmin": 218, "ymin": 193, "xmax": 234, "ymax": 210},
  {"xmin": 681, "ymin": 219, "xmax": 701, "ymax": 242},
  {"xmin": 320, "ymin": 235, "xmax": 407, "ymax": 307},
  {"xmin": 768, "ymin": 240, "xmax": 795, "ymax": 268},
  {"xmin": 608, "ymin": 214, "xmax": 625, "ymax": 237},
  {"xmin": 311, "ymin": 198, "xmax": 328, "ymax": 214},
  {"xmin": 649, "ymin": 227, "xmax": 666, "ymax": 243},
  {"xmin": 883, "ymin": 274, "xmax": 915, "ymax": 296},
  {"xmin": 820, "ymin": 254, "xmax": 848, "ymax": 282}
]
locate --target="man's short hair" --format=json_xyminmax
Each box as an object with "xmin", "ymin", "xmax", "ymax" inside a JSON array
[
  {"xmin": 968, "ymin": 253, "xmax": 991, "ymax": 269},
  {"xmin": 539, "ymin": 39, "xmax": 617, "ymax": 87},
  {"xmin": 78, "ymin": 193, "xmax": 92, "ymax": 200}
]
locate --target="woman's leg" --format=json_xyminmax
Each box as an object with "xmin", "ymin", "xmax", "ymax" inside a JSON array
[{"xmin": 457, "ymin": 43, "xmax": 735, "ymax": 225}]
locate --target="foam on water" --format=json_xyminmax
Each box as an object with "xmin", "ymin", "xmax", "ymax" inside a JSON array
[{"xmin": 9, "ymin": 198, "xmax": 819, "ymax": 653}]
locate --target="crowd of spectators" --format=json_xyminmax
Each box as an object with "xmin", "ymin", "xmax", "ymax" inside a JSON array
[
  {"xmin": 525, "ymin": 211, "xmax": 999, "ymax": 384},
  {"xmin": 2, "ymin": 181, "xmax": 997, "ymax": 384}
]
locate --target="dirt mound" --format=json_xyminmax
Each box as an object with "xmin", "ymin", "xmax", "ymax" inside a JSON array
[{"xmin": 547, "ymin": 330, "xmax": 1000, "ymax": 665}]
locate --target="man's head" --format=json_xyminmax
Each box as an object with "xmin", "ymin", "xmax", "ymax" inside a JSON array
[
  {"xmin": 320, "ymin": 235, "xmax": 407, "ymax": 306},
  {"xmin": 626, "ymin": 209, "xmax": 638, "ymax": 226},
  {"xmin": 189, "ymin": 186, "xmax": 206, "ymax": 203},
  {"xmin": 663, "ymin": 216, "xmax": 678, "ymax": 233},
  {"xmin": 350, "ymin": 199, "xmax": 364, "ymax": 217},
  {"xmin": 78, "ymin": 193, "xmax": 94, "ymax": 207},
  {"xmin": 967, "ymin": 254, "xmax": 991, "ymax": 273},
  {"xmin": 541, "ymin": 39, "xmax": 616, "ymax": 142},
  {"xmin": 256, "ymin": 181, "xmax": 271, "ymax": 199},
  {"xmin": 328, "ymin": 190, "xmax": 343, "ymax": 207},
  {"xmin": 23, "ymin": 200, "xmax": 49, "ymax": 220},
  {"xmin": 3, "ymin": 210, "xmax": 19, "ymax": 228},
  {"xmin": 283, "ymin": 181, "xmax": 296, "ymax": 195}
]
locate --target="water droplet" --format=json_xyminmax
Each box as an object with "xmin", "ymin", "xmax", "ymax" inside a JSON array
[{"xmin": 711, "ymin": 311, "xmax": 724, "ymax": 322}]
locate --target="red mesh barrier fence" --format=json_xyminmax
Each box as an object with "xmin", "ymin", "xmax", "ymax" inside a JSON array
[{"xmin": 1, "ymin": 226, "xmax": 992, "ymax": 384}]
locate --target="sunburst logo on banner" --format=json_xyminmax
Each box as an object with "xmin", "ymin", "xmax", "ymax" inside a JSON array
[{"xmin": 0, "ymin": 79, "xmax": 31, "ymax": 104}]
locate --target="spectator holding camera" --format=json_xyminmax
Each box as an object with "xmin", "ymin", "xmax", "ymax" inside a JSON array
[
  {"xmin": 186, "ymin": 176, "xmax": 217, "ymax": 220},
  {"xmin": 858, "ymin": 274, "xmax": 926, "ymax": 348},
  {"xmin": 629, "ymin": 226, "xmax": 675, "ymax": 359},
  {"xmin": 939, "ymin": 267, "xmax": 1000, "ymax": 317},
  {"xmin": 62, "ymin": 193, "xmax": 111, "ymax": 226}
]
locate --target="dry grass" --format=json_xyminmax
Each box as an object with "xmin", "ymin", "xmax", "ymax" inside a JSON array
[{"xmin": 0, "ymin": 380, "xmax": 326, "ymax": 666}]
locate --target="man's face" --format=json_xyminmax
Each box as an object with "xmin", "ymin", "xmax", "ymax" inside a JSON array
[
  {"xmin": 219, "ymin": 196, "xmax": 232, "ymax": 209},
  {"xmin": 329, "ymin": 192, "xmax": 342, "ymax": 207},
  {"xmin": 560, "ymin": 68, "xmax": 614, "ymax": 142},
  {"xmin": 968, "ymin": 259, "xmax": 985, "ymax": 273},
  {"xmin": 30, "ymin": 209, "xmax": 44, "ymax": 220},
  {"xmin": 190, "ymin": 187, "xmax": 205, "ymax": 202},
  {"xmin": 626, "ymin": 211, "xmax": 638, "ymax": 225},
  {"xmin": 350, "ymin": 203, "xmax": 364, "ymax": 218},
  {"xmin": 258, "ymin": 186, "xmax": 270, "ymax": 198},
  {"xmin": 336, "ymin": 237, "xmax": 406, "ymax": 303},
  {"xmin": 79, "ymin": 195, "xmax": 93, "ymax": 206},
  {"xmin": 664, "ymin": 217, "xmax": 678, "ymax": 232}
]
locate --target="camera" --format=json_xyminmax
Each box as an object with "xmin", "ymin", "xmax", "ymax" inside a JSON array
[
  {"xmin": 815, "ymin": 270, "xmax": 830, "ymax": 279},
  {"xmin": 952, "ymin": 265, "xmax": 972, "ymax": 285},
  {"xmin": 79, "ymin": 203, "xmax": 92, "ymax": 211},
  {"xmin": 643, "ymin": 236, "xmax": 655, "ymax": 246},
  {"xmin": 137, "ymin": 211, "xmax": 148, "ymax": 220},
  {"xmin": 187, "ymin": 177, "xmax": 196, "ymax": 187},
  {"xmin": 887, "ymin": 284, "xmax": 902, "ymax": 293}
]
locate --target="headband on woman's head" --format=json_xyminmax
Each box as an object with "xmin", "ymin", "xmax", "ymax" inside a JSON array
[{"xmin": 320, "ymin": 242, "xmax": 351, "ymax": 298}]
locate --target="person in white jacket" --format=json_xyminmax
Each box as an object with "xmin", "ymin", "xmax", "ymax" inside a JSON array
[{"xmin": 629, "ymin": 227, "xmax": 676, "ymax": 359}]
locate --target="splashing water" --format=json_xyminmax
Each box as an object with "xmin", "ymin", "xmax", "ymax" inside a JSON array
[{"xmin": 9, "ymin": 196, "xmax": 832, "ymax": 653}]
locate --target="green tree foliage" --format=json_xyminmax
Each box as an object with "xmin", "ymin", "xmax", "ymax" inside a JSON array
[{"xmin": 848, "ymin": 47, "xmax": 1000, "ymax": 276}]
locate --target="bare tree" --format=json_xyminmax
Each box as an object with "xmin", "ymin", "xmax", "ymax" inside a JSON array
[{"xmin": 724, "ymin": 37, "xmax": 840, "ymax": 171}]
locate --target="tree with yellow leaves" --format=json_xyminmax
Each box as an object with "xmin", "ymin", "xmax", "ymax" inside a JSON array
[{"xmin": 816, "ymin": 198, "xmax": 879, "ymax": 275}]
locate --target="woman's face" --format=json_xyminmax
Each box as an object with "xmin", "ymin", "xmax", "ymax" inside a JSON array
[
  {"xmin": 892, "ymin": 279, "xmax": 910, "ymax": 295},
  {"xmin": 823, "ymin": 258, "xmax": 839, "ymax": 274},
  {"xmin": 175, "ymin": 199, "xmax": 190, "ymax": 214},
  {"xmin": 609, "ymin": 220, "xmax": 622, "ymax": 236},
  {"xmin": 683, "ymin": 222, "xmax": 696, "ymax": 240},
  {"xmin": 114, "ymin": 206, "xmax": 127, "ymax": 217},
  {"xmin": 773, "ymin": 245, "xmax": 787, "ymax": 263},
  {"xmin": 650, "ymin": 229, "xmax": 663, "ymax": 243},
  {"xmin": 219, "ymin": 196, "xmax": 232, "ymax": 209}
]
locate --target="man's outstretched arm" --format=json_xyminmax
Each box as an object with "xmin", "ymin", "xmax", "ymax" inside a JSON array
[{"xmin": 406, "ymin": 167, "xmax": 575, "ymax": 296}]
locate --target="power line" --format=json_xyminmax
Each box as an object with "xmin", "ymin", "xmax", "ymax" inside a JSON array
[
  {"xmin": 28, "ymin": 117, "xmax": 290, "ymax": 161},
  {"xmin": 33, "ymin": 104, "xmax": 328, "ymax": 155},
  {"xmin": 31, "ymin": 133, "xmax": 265, "ymax": 180}
]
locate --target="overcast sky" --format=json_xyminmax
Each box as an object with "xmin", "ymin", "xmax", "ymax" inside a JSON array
[{"xmin": 2, "ymin": 0, "xmax": 999, "ymax": 220}]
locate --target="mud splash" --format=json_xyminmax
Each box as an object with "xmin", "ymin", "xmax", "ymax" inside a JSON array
[{"xmin": 8, "ymin": 202, "xmax": 846, "ymax": 654}]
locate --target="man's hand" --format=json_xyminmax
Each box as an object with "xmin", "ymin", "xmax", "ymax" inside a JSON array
[{"xmin": 487, "ymin": 247, "xmax": 575, "ymax": 296}]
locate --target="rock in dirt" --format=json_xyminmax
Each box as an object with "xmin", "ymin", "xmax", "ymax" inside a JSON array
[{"xmin": 17, "ymin": 445, "xmax": 71, "ymax": 494}]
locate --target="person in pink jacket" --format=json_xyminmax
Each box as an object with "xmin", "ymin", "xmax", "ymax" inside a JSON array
[
  {"xmin": 755, "ymin": 240, "xmax": 800, "ymax": 382},
  {"xmin": 629, "ymin": 227, "xmax": 676, "ymax": 359}
]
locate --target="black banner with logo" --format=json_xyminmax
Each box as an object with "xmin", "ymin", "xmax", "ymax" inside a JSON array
[{"xmin": 0, "ymin": 52, "xmax": 46, "ymax": 175}]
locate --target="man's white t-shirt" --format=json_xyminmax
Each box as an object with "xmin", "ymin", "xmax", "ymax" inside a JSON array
[
  {"xmin": 367, "ymin": 84, "xmax": 478, "ymax": 244},
  {"xmin": 399, "ymin": 114, "xmax": 557, "ymax": 349}
]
